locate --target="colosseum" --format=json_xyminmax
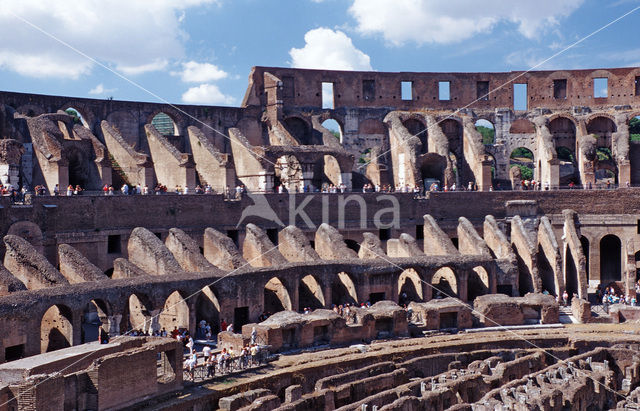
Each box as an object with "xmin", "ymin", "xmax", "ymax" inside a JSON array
[{"xmin": 1, "ymin": 66, "xmax": 640, "ymax": 410}]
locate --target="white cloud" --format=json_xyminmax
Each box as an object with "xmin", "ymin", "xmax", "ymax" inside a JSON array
[
  {"xmin": 349, "ymin": 0, "xmax": 584, "ymax": 45},
  {"xmin": 88, "ymin": 83, "xmax": 116, "ymax": 95},
  {"xmin": 0, "ymin": 0, "xmax": 218, "ymax": 78},
  {"xmin": 181, "ymin": 83, "xmax": 236, "ymax": 105},
  {"xmin": 172, "ymin": 61, "xmax": 228, "ymax": 82},
  {"xmin": 289, "ymin": 28, "xmax": 372, "ymax": 71}
]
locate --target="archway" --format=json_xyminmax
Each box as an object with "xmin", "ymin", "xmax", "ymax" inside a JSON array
[
  {"xmin": 398, "ymin": 268, "xmax": 423, "ymax": 305},
  {"xmin": 264, "ymin": 277, "xmax": 292, "ymax": 314},
  {"xmin": 431, "ymin": 267, "xmax": 458, "ymax": 299},
  {"xmin": 41, "ymin": 304, "xmax": 73, "ymax": 353},
  {"xmin": 419, "ymin": 153, "xmax": 447, "ymax": 190},
  {"xmin": 66, "ymin": 147, "xmax": 89, "ymax": 188},
  {"xmin": 65, "ymin": 107, "xmax": 89, "ymax": 128},
  {"xmin": 475, "ymin": 119, "xmax": 495, "ymax": 145},
  {"xmin": 81, "ymin": 299, "xmax": 110, "ymax": 343},
  {"xmin": 600, "ymin": 235, "xmax": 622, "ymax": 284},
  {"xmin": 125, "ymin": 293, "xmax": 153, "ymax": 334},
  {"xmin": 151, "ymin": 112, "xmax": 178, "ymax": 136},
  {"xmin": 195, "ymin": 286, "xmax": 220, "ymax": 336},
  {"xmin": 332, "ymin": 272, "xmax": 358, "ymax": 306},
  {"xmin": 631, "ymin": 116, "xmax": 640, "ymax": 142},
  {"xmin": 587, "ymin": 116, "xmax": 617, "ymax": 185},
  {"xmin": 565, "ymin": 246, "xmax": 579, "ymax": 300},
  {"xmin": 403, "ymin": 118, "xmax": 428, "ymax": 154},
  {"xmin": 509, "ymin": 147, "xmax": 535, "ymax": 184},
  {"xmin": 467, "ymin": 266, "xmax": 490, "ymax": 301},
  {"xmin": 322, "ymin": 119, "xmax": 342, "ymax": 143},
  {"xmin": 275, "ymin": 155, "xmax": 303, "ymax": 192},
  {"xmin": 284, "ymin": 117, "xmax": 312, "ymax": 145},
  {"xmin": 441, "ymin": 119, "xmax": 469, "ymax": 185},
  {"xmin": 159, "ymin": 291, "xmax": 190, "ymax": 333},
  {"xmin": 298, "ymin": 275, "xmax": 325, "ymax": 311},
  {"xmin": 538, "ymin": 245, "xmax": 556, "ymax": 296}
]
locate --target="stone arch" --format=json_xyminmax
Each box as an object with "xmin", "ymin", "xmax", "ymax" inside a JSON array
[
  {"xmin": 419, "ymin": 153, "xmax": 447, "ymax": 189},
  {"xmin": 600, "ymin": 234, "xmax": 622, "ymax": 284},
  {"xmin": 475, "ymin": 119, "xmax": 495, "ymax": 145},
  {"xmin": 124, "ymin": 293, "xmax": 153, "ymax": 334},
  {"xmin": 195, "ymin": 286, "xmax": 220, "ymax": 336},
  {"xmin": 398, "ymin": 268, "xmax": 423, "ymax": 305},
  {"xmin": 332, "ymin": 272, "xmax": 358, "ymax": 305},
  {"xmin": 587, "ymin": 115, "xmax": 617, "ymax": 139},
  {"xmin": 509, "ymin": 118, "xmax": 536, "ymax": 134},
  {"xmin": 65, "ymin": 145, "xmax": 91, "ymax": 188},
  {"xmin": 264, "ymin": 277, "xmax": 292, "ymax": 314},
  {"xmin": 41, "ymin": 304, "xmax": 73, "ymax": 353},
  {"xmin": 298, "ymin": 274, "xmax": 325, "ymax": 310},
  {"xmin": 468, "ymin": 266, "xmax": 490, "ymax": 301},
  {"xmin": 321, "ymin": 118, "xmax": 344, "ymax": 143},
  {"xmin": 403, "ymin": 118, "xmax": 428, "ymax": 154},
  {"xmin": 550, "ymin": 117, "xmax": 579, "ymax": 186},
  {"xmin": 159, "ymin": 290, "xmax": 190, "ymax": 332},
  {"xmin": 440, "ymin": 118, "xmax": 463, "ymax": 154},
  {"xmin": 538, "ymin": 245, "xmax": 556, "ymax": 296},
  {"xmin": 565, "ymin": 244, "xmax": 579, "ymax": 300},
  {"xmin": 431, "ymin": 267, "xmax": 458, "ymax": 299},
  {"xmin": 284, "ymin": 116, "xmax": 312, "ymax": 145},
  {"xmin": 150, "ymin": 111, "xmax": 179, "ymax": 136},
  {"xmin": 587, "ymin": 116, "xmax": 617, "ymax": 185},
  {"xmin": 81, "ymin": 299, "xmax": 111, "ymax": 343},
  {"xmin": 509, "ymin": 147, "xmax": 535, "ymax": 182},
  {"xmin": 63, "ymin": 106, "xmax": 90, "ymax": 129}
]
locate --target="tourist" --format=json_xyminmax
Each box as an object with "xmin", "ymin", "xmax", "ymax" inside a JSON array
[
  {"xmin": 74, "ymin": 185, "xmax": 82, "ymax": 195},
  {"xmin": 250, "ymin": 344, "xmax": 259, "ymax": 366},
  {"xmin": 184, "ymin": 352, "xmax": 197, "ymax": 380},
  {"xmin": 121, "ymin": 183, "xmax": 129, "ymax": 195},
  {"xmin": 66, "ymin": 185, "xmax": 73, "ymax": 196},
  {"xmin": 186, "ymin": 336, "xmax": 195, "ymax": 355},
  {"xmin": 206, "ymin": 352, "xmax": 216, "ymax": 378},
  {"xmin": 562, "ymin": 290, "xmax": 569, "ymax": 306},
  {"xmin": 251, "ymin": 327, "xmax": 257, "ymax": 345},
  {"xmin": 53, "ymin": 184, "xmax": 60, "ymax": 196}
]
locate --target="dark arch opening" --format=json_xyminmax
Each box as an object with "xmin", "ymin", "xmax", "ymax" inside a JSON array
[
  {"xmin": 467, "ymin": 266, "xmax": 490, "ymax": 301},
  {"xmin": 195, "ymin": 286, "xmax": 221, "ymax": 337},
  {"xmin": 41, "ymin": 305, "xmax": 73, "ymax": 353},
  {"xmin": 580, "ymin": 236, "xmax": 590, "ymax": 280},
  {"xmin": 398, "ymin": 269, "xmax": 423, "ymax": 305},
  {"xmin": 600, "ymin": 235, "xmax": 622, "ymax": 284},
  {"xmin": 344, "ymin": 239, "xmax": 360, "ymax": 253},
  {"xmin": 403, "ymin": 118, "xmax": 428, "ymax": 154},
  {"xmin": 509, "ymin": 147, "xmax": 535, "ymax": 182},
  {"xmin": 565, "ymin": 247, "xmax": 578, "ymax": 301},
  {"xmin": 475, "ymin": 119, "xmax": 495, "ymax": 145},
  {"xmin": 298, "ymin": 275, "xmax": 325, "ymax": 311},
  {"xmin": 284, "ymin": 117, "xmax": 313, "ymax": 145},
  {"xmin": 264, "ymin": 277, "xmax": 291, "ymax": 315},
  {"xmin": 151, "ymin": 112, "xmax": 178, "ymax": 136},
  {"xmin": 538, "ymin": 245, "xmax": 556, "ymax": 296},
  {"xmin": 332, "ymin": 272, "xmax": 358, "ymax": 306}
]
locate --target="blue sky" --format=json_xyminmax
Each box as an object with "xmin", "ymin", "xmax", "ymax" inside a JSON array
[{"xmin": 0, "ymin": 0, "xmax": 639, "ymax": 107}]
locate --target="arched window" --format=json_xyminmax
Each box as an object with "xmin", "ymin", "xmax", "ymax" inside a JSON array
[
  {"xmin": 475, "ymin": 119, "xmax": 495, "ymax": 145},
  {"xmin": 151, "ymin": 112, "xmax": 178, "ymax": 136}
]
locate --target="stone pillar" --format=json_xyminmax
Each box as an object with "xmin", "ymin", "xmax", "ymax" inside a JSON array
[
  {"xmin": 458, "ymin": 271, "xmax": 468, "ymax": 302},
  {"xmin": 478, "ymin": 156, "xmax": 493, "ymax": 191},
  {"xmin": 340, "ymin": 172, "xmax": 352, "ymax": 190},
  {"xmin": 547, "ymin": 158, "xmax": 560, "ymax": 190},
  {"xmin": 619, "ymin": 159, "xmax": 631, "ymax": 187},
  {"xmin": 258, "ymin": 171, "xmax": 274, "ymax": 193}
]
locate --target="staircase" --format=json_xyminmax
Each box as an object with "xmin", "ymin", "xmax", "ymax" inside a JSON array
[{"xmin": 558, "ymin": 306, "xmax": 578, "ymax": 324}]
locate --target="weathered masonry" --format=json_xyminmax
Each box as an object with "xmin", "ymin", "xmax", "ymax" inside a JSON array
[{"xmin": 1, "ymin": 66, "xmax": 640, "ymax": 195}]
